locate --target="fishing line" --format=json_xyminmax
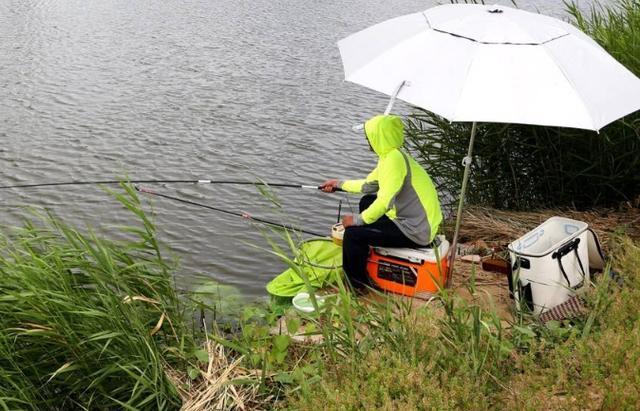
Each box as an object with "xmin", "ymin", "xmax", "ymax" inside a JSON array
[
  {"xmin": 0, "ymin": 179, "xmax": 326, "ymax": 191},
  {"xmin": 135, "ymin": 186, "xmax": 326, "ymax": 237},
  {"xmin": 344, "ymin": 193, "xmax": 355, "ymax": 215}
]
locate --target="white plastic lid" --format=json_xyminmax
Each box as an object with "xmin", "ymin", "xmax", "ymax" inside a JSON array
[
  {"xmin": 508, "ymin": 216, "xmax": 588, "ymax": 257},
  {"xmin": 373, "ymin": 235, "xmax": 450, "ymax": 264}
]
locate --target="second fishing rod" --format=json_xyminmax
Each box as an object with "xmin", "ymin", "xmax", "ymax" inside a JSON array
[{"xmin": 134, "ymin": 186, "xmax": 328, "ymax": 237}]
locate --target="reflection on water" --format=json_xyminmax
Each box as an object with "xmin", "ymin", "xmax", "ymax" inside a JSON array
[{"xmin": 0, "ymin": 0, "xmax": 605, "ymax": 297}]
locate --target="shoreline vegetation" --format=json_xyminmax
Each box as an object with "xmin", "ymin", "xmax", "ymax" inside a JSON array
[
  {"xmin": 1, "ymin": 1, "xmax": 639, "ymax": 410},
  {"xmin": 1, "ymin": 184, "xmax": 638, "ymax": 410}
]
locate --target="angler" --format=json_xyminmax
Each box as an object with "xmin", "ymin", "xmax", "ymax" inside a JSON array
[{"xmin": 320, "ymin": 114, "xmax": 443, "ymax": 290}]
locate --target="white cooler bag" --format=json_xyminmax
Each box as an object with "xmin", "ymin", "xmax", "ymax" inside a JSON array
[{"xmin": 508, "ymin": 217, "xmax": 590, "ymax": 315}]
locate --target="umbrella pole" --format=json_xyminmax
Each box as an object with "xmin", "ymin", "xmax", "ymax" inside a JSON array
[
  {"xmin": 446, "ymin": 122, "xmax": 478, "ymax": 288},
  {"xmin": 352, "ymin": 80, "xmax": 407, "ymax": 131},
  {"xmin": 384, "ymin": 80, "xmax": 407, "ymax": 115}
]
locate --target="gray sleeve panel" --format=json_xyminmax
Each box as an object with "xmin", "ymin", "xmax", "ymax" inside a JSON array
[
  {"xmin": 390, "ymin": 152, "xmax": 432, "ymax": 246},
  {"xmin": 361, "ymin": 181, "xmax": 380, "ymax": 194}
]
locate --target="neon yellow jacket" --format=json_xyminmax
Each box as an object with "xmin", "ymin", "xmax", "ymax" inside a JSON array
[{"xmin": 340, "ymin": 115, "xmax": 443, "ymax": 245}]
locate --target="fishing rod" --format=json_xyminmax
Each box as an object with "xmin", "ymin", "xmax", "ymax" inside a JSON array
[
  {"xmin": 134, "ymin": 186, "xmax": 326, "ymax": 237},
  {"xmin": 0, "ymin": 179, "xmax": 332, "ymax": 191}
]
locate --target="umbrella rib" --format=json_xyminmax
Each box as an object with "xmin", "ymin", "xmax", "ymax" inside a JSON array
[
  {"xmin": 421, "ymin": 12, "xmax": 432, "ymax": 29},
  {"xmin": 431, "ymin": 28, "xmax": 569, "ymax": 46}
]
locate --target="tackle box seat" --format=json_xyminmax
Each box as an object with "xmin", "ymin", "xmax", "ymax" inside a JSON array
[
  {"xmin": 368, "ymin": 235, "xmax": 450, "ymax": 298},
  {"xmin": 372, "ymin": 235, "xmax": 449, "ymax": 264}
]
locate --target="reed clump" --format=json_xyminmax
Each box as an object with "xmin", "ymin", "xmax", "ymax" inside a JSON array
[
  {"xmin": 405, "ymin": 0, "xmax": 640, "ymax": 211},
  {"xmin": 165, "ymin": 339, "xmax": 270, "ymax": 411},
  {"xmin": 0, "ymin": 184, "xmax": 193, "ymax": 409},
  {"xmin": 0, "ymin": 184, "xmax": 281, "ymax": 410}
]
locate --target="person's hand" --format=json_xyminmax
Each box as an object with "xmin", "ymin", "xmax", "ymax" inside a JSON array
[
  {"xmin": 342, "ymin": 215, "xmax": 355, "ymax": 228},
  {"xmin": 320, "ymin": 179, "xmax": 339, "ymax": 193}
]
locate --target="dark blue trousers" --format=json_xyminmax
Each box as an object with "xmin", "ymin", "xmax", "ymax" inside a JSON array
[{"xmin": 342, "ymin": 195, "xmax": 420, "ymax": 289}]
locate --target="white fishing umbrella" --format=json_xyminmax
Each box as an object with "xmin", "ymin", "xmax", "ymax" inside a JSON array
[{"xmin": 338, "ymin": 4, "xmax": 640, "ymax": 285}]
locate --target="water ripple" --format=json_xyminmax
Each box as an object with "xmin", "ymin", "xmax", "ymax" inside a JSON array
[{"xmin": 0, "ymin": 0, "xmax": 606, "ymax": 297}]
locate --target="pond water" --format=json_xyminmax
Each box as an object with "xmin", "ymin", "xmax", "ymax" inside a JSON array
[{"xmin": 0, "ymin": 0, "xmax": 608, "ymax": 297}]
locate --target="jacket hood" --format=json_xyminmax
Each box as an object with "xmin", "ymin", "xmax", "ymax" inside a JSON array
[{"xmin": 364, "ymin": 115, "xmax": 404, "ymax": 156}]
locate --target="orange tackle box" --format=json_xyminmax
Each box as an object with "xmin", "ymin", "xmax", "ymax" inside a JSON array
[{"xmin": 367, "ymin": 235, "xmax": 450, "ymax": 298}]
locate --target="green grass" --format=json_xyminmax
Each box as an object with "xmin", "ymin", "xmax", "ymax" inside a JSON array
[
  {"xmin": 210, "ymin": 181, "xmax": 640, "ymax": 410},
  {"xmin": 236, "ymin": 187, "xmax": 640, "ymax": 410},
  {"xmin": 0, "ymin": 184, "xmax": 194, "ymax": 410},
  {"xmin": 0, "ymin": 187, "xmax": 637, "ymax": 410},
  {"xmin": 499, "ymin": 237, "xmax": 640, "ymax": 410},
  {"xmin": 270, "ymin": 237, "xmax": 640, "ymax": 410}
]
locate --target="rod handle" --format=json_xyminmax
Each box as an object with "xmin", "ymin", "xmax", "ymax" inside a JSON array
[{"xmin": 309, "ymin": 185, "xmax": 344, "ymax": 192}]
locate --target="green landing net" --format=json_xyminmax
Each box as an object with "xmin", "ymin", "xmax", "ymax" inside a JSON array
[{"xmin": 266, "ymin": 238, "xmax": 343, "ymax": 297}]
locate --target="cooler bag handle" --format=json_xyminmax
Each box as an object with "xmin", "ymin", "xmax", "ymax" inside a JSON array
[
  {"xmin": 508, "ymin": 256, "xmax": 530, "ymax": 300},
  {"xmin": 552, "ymin": 238, "xmax": 587, "ymax": 288},
  {"xmin": 506, "ymin": 257, "xmax": 534, "ymax": 310}
]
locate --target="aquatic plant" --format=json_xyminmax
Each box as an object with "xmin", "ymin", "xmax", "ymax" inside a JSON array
[
  {"xmin": 0, "ymin": 183, "xmax": 192, "ymax": 409},
  {"xmin": 405, "ymin": 0, "xmax": 640, "ymax": 211}
]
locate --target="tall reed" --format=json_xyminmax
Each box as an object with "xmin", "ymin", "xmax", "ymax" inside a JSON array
[{"xmin": 0, "ymin": 184, "xmax": 192, "ymax": 410}]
